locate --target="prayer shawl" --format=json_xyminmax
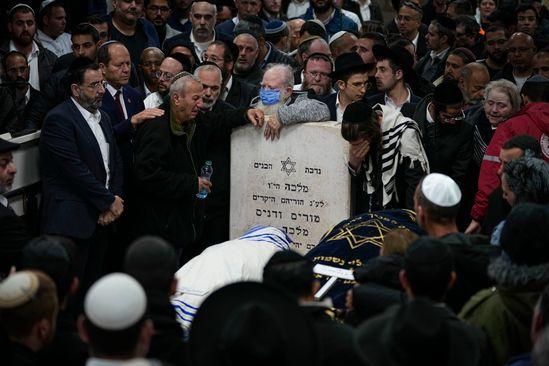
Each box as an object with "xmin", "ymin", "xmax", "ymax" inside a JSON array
[
  {"xmin": 171, "ymin": 226, "xmax": 291, "ymax": 330},
  {"xmin": 362, "ymin": 104, "xmax": 429, "ymax": 207}
]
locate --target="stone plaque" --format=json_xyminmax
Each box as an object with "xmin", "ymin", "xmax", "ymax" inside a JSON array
[{"xmin": 230, "ymin": 122, "xmax": 351, "ymax": 254}]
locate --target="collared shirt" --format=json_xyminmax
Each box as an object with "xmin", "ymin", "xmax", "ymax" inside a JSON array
[
  {"xmin": 36, "ymin": 29, "xmax": 72, "ymax": 57},
  {"xmin": 412, "ymin": 32, "xmax": 419, "ymax": 49},
  {"xmin": 353, "ymin": 0, "xmax": 371, "ymax": 21},
  {"xmin": 384, "ymin": 87, "xmax": 411, "ymax": 111},
  {"xmin": 336, "ymin": 92, "xmax": 345, "ymax": 122},
  {"xmin": 430, "ymin": 47, "xmax": 450, "ymax": 64},
  {"xmin": 86, "ymin": 357, "xmax": 152, "ymax": 366},
  {"xmin": 220, "ymin": 76, "xmax": 233, "ymax": 101},
  {"xmin": 144, "ymin": 91, "xmax": 163, "ymax": 109},
  {"xmin": 0, "ymin": 194, "xmax": 8, "ymax": 208},
  {"xmin": 426, "ymin": 102, "xmax": 435, "ymax": 124},
  {"xmin": 10, "ymin": 41, "xmax": 40, "ymax": 91},
  {"xmin": 106, "ymin": 84, "xmax": 128, "ymax": 119},
  {"xmin": 24, "ymin": 88, "xmax": 31, "ymax": 105},
  {"xmin": 143, "ymin": 83, "xmax": 152, "ymax": 98},
  {"xmin": 232, "ymin": 16, "xmax": 240, "ymax": 26},
  {"xmin": 287, "ymin": 0, "xmax": 309, "ymax": 18},
  {"xmin": 190, "ymin": 30, "xmax": 215, "ymax": 61},
  {"xmin": 71, "ymin": 97, "xmax": 110, "ymax": 187}
]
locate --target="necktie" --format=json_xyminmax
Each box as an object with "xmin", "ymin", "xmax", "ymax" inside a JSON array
[{"xmin": 114, "ymin": 90, "xmax": 125, "ymax": 119}]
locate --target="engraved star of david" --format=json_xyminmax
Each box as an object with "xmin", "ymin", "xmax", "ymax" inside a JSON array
[{"xmin": 281, "ymin": 157, "xmax": 296, "ymax": 176}]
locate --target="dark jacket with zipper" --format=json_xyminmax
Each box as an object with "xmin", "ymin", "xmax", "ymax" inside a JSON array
[{"xmin": 133, "ymin": 103, "xmax": 249, "ymax": 248}]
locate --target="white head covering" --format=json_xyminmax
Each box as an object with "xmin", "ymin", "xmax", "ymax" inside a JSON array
[
  {"xmin": 84, "ymin": 273, "xmax": 147, "ymax": 331},
  {"xmin": 329, "ymin": 31, "xmax": 348, "ymax": 45},
  {"xmin": 0, "ymin": 272, "xmax": 39, "ymax": 308},
  {"xmin": 421, "ymin": 173, "xmax": 462, "ymax": 207}
]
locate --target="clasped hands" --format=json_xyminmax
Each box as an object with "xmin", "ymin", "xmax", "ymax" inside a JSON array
[{"xmin": 98, "ymin": 195, "xmax": 124, "ymax": 226}]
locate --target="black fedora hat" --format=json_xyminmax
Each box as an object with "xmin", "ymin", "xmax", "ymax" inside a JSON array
[
  {"xmin": 354, "ymin": 298, "xmax": 480, "ymax": 366},
  {"xmin": 190, "ymin": 282, "xmax": 319, "ymax": 366},
  {"xmin": 0, "ymin": 138, "xmax": 19, "ymax": 154},
  {"xmin": 329, "ymin": 52, "xmax": 372, "ymax": 80}
]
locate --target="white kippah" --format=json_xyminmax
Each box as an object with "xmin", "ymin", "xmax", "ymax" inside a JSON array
[
  {"xmin": 40, "ymin": 0, "xmax": 56, "ymax": 12},
  {"xmin": 0, "ymin": 272, "xmax": 39, "ymax": 308},
  {"xmin": 421, "ymin": 173, "xmax": 461, "ymax": 207},
  {"xmin": 84, "ymin": 273, "xmax": 146, "ymax": 331},
  {"xmin": 329, "ymin": 31, "xmax": 348, "ymax": 45}
]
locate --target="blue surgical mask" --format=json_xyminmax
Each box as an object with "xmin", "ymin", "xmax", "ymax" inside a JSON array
[{"xmin": 259, "ymin": 88, "xmax": 281, "ymax": 106}]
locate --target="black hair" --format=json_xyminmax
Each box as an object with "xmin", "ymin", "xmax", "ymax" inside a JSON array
[
  {"xmin": 21, "ymin": 236, "xmax": 78, "ymax": 303},
  {"xmin": 72, "ymin": 22, "xmax": 100, "ymax": 43},
  {"xmin": 86, "ymin": 14, "xmax": 108, "ymax": 25},
  {"xmin": 360, "ymin": 31, "xmax": 387, "ymax": 46},
  {"xmin": 124, "ymin": 236, "xmax": 178, "ymax": 294},
  {"xmin": 503, "ymin": 157, "xmax": 549, "ymax": 205},
  {"xmin": 210, "ymin": 39, "xmax": 238, "ymax": 62},
  {"xmin": 64, "ymin": 58, "xmax": 99, "ymax": 95},
  {"xmin": 454, "ymin": 15, "xmax": 480, "ymax": 36},
  {"xmin": 502, "ymin": 134, "xmax": 542, "ymax": 158},
  {"xmin": 521, "ymin": 79, "xmax": 549, "ymax": 102},
  {"xmin": 448, "ymin": 0, "xmax": 474, "ymax": 16},
  {"xmin": 299, "ymin": 21, "xmax": 326, "ymax": 38},
  {"xmin": 235, "ymin": 15, "xmax": 265, "ymax": 39},
  {"xmin": 97, "ymin": 41, "xmax": 123, "ymax": 65},
  {"xmin": 516, "ymin": 3, "xmax": 539, "ymax": 22},
  {"xmin": 263, "ymin": 251, "xmax": 314, "ymax": 299},
  {"xmin": 341, "ymin": 106, "xmax": 381, "ymax": 149},
  {"xmin": 169, "ymin": 52, "xmax": 192, "ymax": 72},
  {"xmin": 1, "ymin": 50, "xmax": 27, "ymax": 72},
  {"xmin": 8, "ymin": 4, "xmax": 34, "ymax": 22},
  {"xmin": 361, "ymin": 20, "xmax": 386, "ymax": 35},
  {"xmin": 432, "ymin": 20, "xmax": 456, "ymax": 46},
  {"xmin": 449, "ymin": 48, "xmax": 475, "ymax": 64},
  {"xmin": 404, "ymin": 238, "xmax": 455, "ymax": 302},
  {"xmin": 84, "ymin": 316, "xmax": 146, "ymax": 358}
]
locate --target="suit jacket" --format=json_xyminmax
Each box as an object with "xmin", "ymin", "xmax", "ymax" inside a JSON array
[
  {"xmin": 100, "ymin": 85, "xmax": 145, "ymax": 176},
  {"xmin": 225, "ymin": 77, "xmax": 259, "ymax": 108},
  {"xmin": 415, "ymin": 47, "xmax": 451, "ymax": 83},
  {"xmin": 366, "ymin": 92, "xmax": 421, "ymax": 119},
  {"xmin": 40, "ymin": 99, "xmax": 124, "ymax": 239},
  {"xmin": 0, "ymin": 203, "xmax": 31, "ymax": 276},
  {"xmin": 386, "ymin": 20, "xmax": 428, "ymax": 59},
  {"xmin": 342, "ymin": 0, "xmax": 383, "ymax": 23}
]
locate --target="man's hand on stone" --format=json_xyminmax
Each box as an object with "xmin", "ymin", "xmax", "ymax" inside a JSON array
[
  {"xmin": 264, "ymin": 114, "xmax": 282, "ymax": 141},
  {"xmin": 348, "ymin": 138, "xmax": 370, "ymax": 170},
  {"xmin": 247, "ymin": 108, "xmax": 265, "ymax": 127},
  {"xmin": 198, "ymin": 177, "xmax": 212, "ymax": 194},
  {"xmin": 130, "ymin": 108, "xmax": 164, "ymax": 126}
]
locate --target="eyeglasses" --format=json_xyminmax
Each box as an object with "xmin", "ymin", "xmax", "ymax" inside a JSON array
[
  {"xmin": 440, "ymin": 110, "xmax": 465, "ymax": 123},
  {"xmin": 203, "ymin": 54, "xmax": 224, "ymax": 63},
  {"xmin": 306, "ymin": 71, "xmax": 330, "ymax": 79},
  {"xmin": 155, "ymin": 71, "xmax": 175, "ymax": 80},
  {"xmin": 85, "ymin": 81, "xmax": 107, "ymax": 90}
]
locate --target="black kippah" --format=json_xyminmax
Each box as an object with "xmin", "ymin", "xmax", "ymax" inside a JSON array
[{"xmin": 342, "ymin": 101, "xmax": 373, "ymax": 124}]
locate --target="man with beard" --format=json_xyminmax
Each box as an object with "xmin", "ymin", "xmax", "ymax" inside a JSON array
[
  {"xmin": 533, "ymin": 51, "xmax": 549, "ymax": 78},
  {"xmin": 107, "ymin": 0, "xmax": 160, "ymax": 66},
  {"xmin": 144, "ymin": 0, "xmax": 181, "ymax": 44},
  {"xmin": 167, "ymin": 0, "xmax": 193, "ymax": 34},
  {"xmin": 454, "ymin": 15, "xmax": 483, "ymax": 59},
  {"xmin": 138, "ymin": 47, "xmax": 164, "ymax": 98},
  {"xmin": 144, "ymin": 53, "xmax": 187, "ymax": 108},
  {"xmin": 479, "ymin": 25, "xmax": 508, "ymax": 79},
  {"xmin": 495, "ymin": 32, "xmax": 536, "ymax": 92},
  {"xmin": 37, "ymin": 1, "xmax": 72, "ymax": 58},
  {"xmin": 367, "ymin": 45, "xmax": 421, "ymax": 118},
  {"xmin": 216, "ymin": 0, "xmax": 262, "ymax": 36},
  {"xmin": 432, "ymin": 47, "xmax": 475, "ymax": 86},
  {"xmin": 0, "ymin": 4, "xmax": 57, "ymax": 92},
  {"xmin": 300, "ymin": 0, "xmax": 357, "ymax": 38},
  {"xmin": 294, "ymin": 53, "xmax": 334, "ymax": 96},
  {"xmin": 233, "ymin": 33, "xmax": 263, "ymax": 85},
  {"xmin": 1, "ymin": 51, "xmax": 49, "ymax": 132},
  {"xmin": 412, "ymin": 80, "xmax": 474, "ymax": 189},
  {"xmin": 458, "ymin": 63, "xmax": 491, "ymax": 107},
  {"xmin": 203, "ymin": 40, "xmax": 259, "ymax": 108},
  {"xmin": 194, "ymin": 64, "xmax": 229, "ymax": 113},
  {"xmin": 40, "ymin": 59, "xmax": 124, "ymax": 295}
]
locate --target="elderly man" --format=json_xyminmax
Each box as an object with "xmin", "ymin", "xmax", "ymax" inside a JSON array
[
  {"xmin": 203, "ymin": 40, "xmax": 259, "ymax": 108},
  {"xmin": 253, "ymin": 63, "xmax": 331, "ymax": 139},
  {"xmin": 294, "ymin": 53, "xmax": 333, "ymax": 96},
  {"xmin": 495, "ymin": 32, "xmax": 536, "ymax": 92},
  {"xmin": 194, "ymin": 64, "xmax": 230, "ymax": 112},
  {"xmin": 36, "ymin": 1, "xmax": 72, "ymax": 57},
  {"xmin": 0, "ymin": 4, "xmax": 57, "ymax": 91},
  {"xmin": 138, "ymin": 47, "xmax": 165, "ymax": 98},
  {"xmin": 233, "ymin": 33, "xmax": 263, "ymax": 85},
  {"xmin": 144, "ymin": 54, "xmax": 187, "ymax": 108},
  {"xmin": 133, "ymin": 74, "xmax": 264, "ymax": 253},
  {"xmin": 458, "ymin": 63, "xmax": 491, "ymax": 107}
]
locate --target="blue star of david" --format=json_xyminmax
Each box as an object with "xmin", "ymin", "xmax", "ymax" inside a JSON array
[{"xmin": 281, "ymin": 157, "xmax": 296, "ymax": 176}]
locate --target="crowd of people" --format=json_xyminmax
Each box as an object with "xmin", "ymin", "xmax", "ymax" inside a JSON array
[{"xmin": 0, "ymin": 0, "xmax": 549, "ymax": 365}]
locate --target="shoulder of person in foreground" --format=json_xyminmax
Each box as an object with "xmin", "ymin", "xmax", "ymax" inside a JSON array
[{"xmin": 277, "ymin": 93, "xmax": 331, "ymax": 126}]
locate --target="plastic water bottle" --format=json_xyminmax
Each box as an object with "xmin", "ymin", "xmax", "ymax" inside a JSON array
[{"xmin": 196, "ymin": 161, "xmax": 213, "ymax": 199}]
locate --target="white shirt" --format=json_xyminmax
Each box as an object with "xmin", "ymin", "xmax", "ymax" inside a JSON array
[
  {"xmin": 0, "ymin": 194, "xmax": 8, "ymax": 208},
  {"xmin": 336, "ymin": 92, "xmax": 345, "ymax": 122},
  {"xmin": 513, "ymin": 74, "xmax": 529, "ymax": 93},
  {"xmin": 144, "ymin": 92, "xmax": 163, "ymax": 109},
  {"xmin": 287, "ymin": 0, "xmax": 309, "ymax": 18},
  {"xmin": 71, "ymin": 97, "xmax": 110, "ymax": 187},
  {"xmin": 353, "ymin": 0, "xmax": 371, "ymax": 21},
  {"xmin": 143, "ymin": 83, "xmax": 152, "ymax": 98},
  {"xmin": 220, "ymin": 76, "xmax": 233, "ymax": 101},
  {"xmin": 37, "ymin": 29, "xmax": 72, "ymax": 57},
  {"xmin": 384, "ymin": 87, "xmax": 411, "ymax": 111},
  {"xmin": 86, "ymin": 358, "xmax": 152, "ymax": 366},
  {"xmin": 426, "ymin": 102, "xmax": 435, "ymax": 124},
  {"xmin": 190, "ymin": 30, "xmax": 215, "ymax": 62},
  {"xmin": 10, "ymin": 41, "xmax": 40, "ymax": 91},
  {"xmin": 106, "ymin": 84, "xmax": 128, "ymax": 119},
  {"xmin": 430, "ymin": 47, "xmax": 450, "ymax": 63},
  {"xmin": 412, "ymin": 32, "xmax": 419, "ymax": 49}
]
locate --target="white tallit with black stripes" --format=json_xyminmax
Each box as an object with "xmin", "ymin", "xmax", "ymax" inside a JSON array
[{"xmin": 362, "ymin": 104, "xmax": 430, "ymax": 207}]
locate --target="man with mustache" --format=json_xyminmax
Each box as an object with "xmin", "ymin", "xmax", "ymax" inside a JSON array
[
  {"xmin": 233, "ymin": 33, "xmax": 263, "ymax": 85},
  {"xmin": 167, "ymin": 0, "xmax": 193, "ymax": 34},
  {"xmin": 0, "ymin": 4, "xmax": 57, "ymax": 92},
  {"xmin": 1, "ymin": 51, "xmax": 49, "ymax": 132},
  {"xmin": 479, "ymin": 25, "xmax": 508, "ymax": 79},
  {"xmin": 40, "ymin": 58, "xmax": 124, "ymax": 295},
  {"xmin": 133, "ymin": 74, "xmax": 265, "ymax": 256},
  {"xmin": 494, "ymin": 32, "xmax": 536, "ymax": 93},
  {"xmin": 144, "ymin": 0, "xmax": 181, "ymax": 44},
  {"xmin": 107, "ymin": 0, "xmax": 160, "ymax": 66},
  {"xmin": 144, "ymin": 53, "xmax": 188, "ymax": 108},
  {"xmin": 300, "ymin": 0, "xmax": 357, "ymax": 38}
]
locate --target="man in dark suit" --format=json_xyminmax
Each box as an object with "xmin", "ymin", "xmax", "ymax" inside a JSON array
[
  {"xmin": 0, "ymin": 138, "xmax": 31, "ymax": 277},
  {"xmin": 342, "ymin": 0, "xmax": 383, "ymax": 23},
  {"xmin": 387, "ymin": 2, "xmax": 428, "ymax": 59},
  {"xmin": 415, "ymin": 17, "xmax": 456, "ymax": 84},
  {"xmin": 39, "ymin": 59, "xmax": 124, "ymax": 295},
  {"xmin": 203, "ymin": 40, "xmax": 259, "ymax": 107},
  {"xmin": 366, "ymin": 45, "xmax": 421, "ymax": 118}
]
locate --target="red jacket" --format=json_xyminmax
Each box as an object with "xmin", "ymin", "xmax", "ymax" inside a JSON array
[{"xmin": 471, "ymin": 102, "xmax": 549, "ymax": 222}]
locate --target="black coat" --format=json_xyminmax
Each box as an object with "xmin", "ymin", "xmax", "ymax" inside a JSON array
[
  {"xmin": 386, "ymin": 20, "xmax": 429, "ymax": 59},
  {"xmin": 0, "ymin": 204, "xmax": 31, "ymax": 277},
  {"xmin": 366, "ymin": 92, "xmax": 421, "ymax": 119},
  {"xmin": 415, "ymin": 47, "xmax": 451, "ymax": 83},
  {"xmin": 39, "ymin": 311, "xmax": 88, "ymax": 366},
  {"xmin": 133, "ymin": 104, "xmax": 249, "ymax": 248},
  {"xmin": 412, "ymin": 95, "xmax": 474, "ymax": 188},
  {"xmin": 342, "ymin": 0, "xmax": 383, "ymax": 23},
  {"xmin": 225, "ymin": 77, "xmax": 259, "ymax": 108}
]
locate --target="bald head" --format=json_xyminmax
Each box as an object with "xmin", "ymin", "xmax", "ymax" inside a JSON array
[
  {"xmin": 459, "ymin": 62, "xmax": 490, "ymax": 102},
  {"xmin": 508, "ymin": 32, "xmax": 536, "ymax": 72},
  {"xmin": 330, "ymin": 32, "xmax": 357, "ymax": 59},
  {"xmin": 533, "ymin": 51, "xmax": 549, "ymax": 79}
]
